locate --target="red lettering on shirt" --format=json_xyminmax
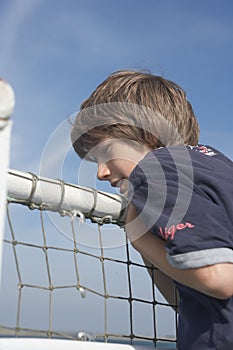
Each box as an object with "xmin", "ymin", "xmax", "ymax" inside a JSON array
[{"xmin": 159, "ymin": 222, "xmax": 194, "ymax": 240}]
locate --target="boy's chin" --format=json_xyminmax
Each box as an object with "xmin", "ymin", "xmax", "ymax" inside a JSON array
[
  {"xmin": 119, "ymin": 179, "xmax": 132, "ymax": 197},
  {"xmin": 120, "ymin": 185, "xmax": 127, "ymax": 194},
  {"xmin": 116, "ymin": 179, "xmax": 127, "ymax": 194}
]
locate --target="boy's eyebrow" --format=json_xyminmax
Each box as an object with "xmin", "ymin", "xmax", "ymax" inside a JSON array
[{"xmin": 86, "ymin": 142, "xmax": 108, "ymax": 161}]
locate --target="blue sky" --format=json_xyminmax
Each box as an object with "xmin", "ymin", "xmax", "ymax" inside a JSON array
[
  {"xmin": 0, "ymin": 0, "xmax": 233, "ymax": 342},
  {"xmin": 1, "ymin": 0, "xmax": 233, "ymax": 178}
]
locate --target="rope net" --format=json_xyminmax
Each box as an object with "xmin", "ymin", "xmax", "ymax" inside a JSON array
[{"xmin": 0, "ymin": 170, "xmax": 178, "ymax": 347}]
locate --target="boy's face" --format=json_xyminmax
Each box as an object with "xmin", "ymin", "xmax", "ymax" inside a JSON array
[{"xmin": 88, "ymin": 138, "xmax": 151, "ymax": 194}]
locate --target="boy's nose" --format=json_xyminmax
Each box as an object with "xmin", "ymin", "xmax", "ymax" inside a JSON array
[{"xmin": 97, "ymin": 163, "xmax": 111, "ymax": 180}]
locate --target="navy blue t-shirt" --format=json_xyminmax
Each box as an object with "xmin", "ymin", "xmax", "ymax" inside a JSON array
[{"xmin": 128, "ymin": 145, "xmax": 233, "ymax": 349}]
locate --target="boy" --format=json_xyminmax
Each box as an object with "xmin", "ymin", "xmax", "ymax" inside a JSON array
[{"xmin": 71, "ymin": 70, "xmax": 233, "ymax": 349}]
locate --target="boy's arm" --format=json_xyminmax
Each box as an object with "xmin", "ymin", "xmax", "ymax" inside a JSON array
[
  {"xmin": 126, "ymin": 203, "xmax": 233, "ymax": 300},
  {"xmin": 142, "ymin": 256, "xmax": 179, "ymax": 309}
]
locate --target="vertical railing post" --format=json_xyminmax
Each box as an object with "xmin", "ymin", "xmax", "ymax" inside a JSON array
[{"xmin": 0, "ymin": 79, "xmax": 15, "ymax": 284}]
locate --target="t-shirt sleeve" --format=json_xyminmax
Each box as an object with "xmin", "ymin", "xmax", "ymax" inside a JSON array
[{"xmin": 128, "ymin": 147, "xmax": 233, "ymax": 269}]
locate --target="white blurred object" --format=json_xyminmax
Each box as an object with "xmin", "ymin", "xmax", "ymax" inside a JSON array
[
  {"xmin": 0, "ymin": 338, "xmax": 142, "ymax": 350},
  {"xmin": 0, "ymin": 78, "xmax": 15, "ymax": 120},
  {"xmin": 0, "ymin": 79, "xmax": 14, "ymax": 288},
  {"xmin": 0, "ymin": 338, "xmax": 170, "ymax": 349}
]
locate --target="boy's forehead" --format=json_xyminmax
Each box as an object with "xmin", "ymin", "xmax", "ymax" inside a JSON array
[
  {"xmin": 92, "ymin": 138, "xmax": 119, "ymax": 154},
  {"xmin": 89, "ymin": 138, "xmax": 137, "ymax": 157},
  {"xmin": 95, "ymin": 138, "xmax": 138, "ymax": 150}
]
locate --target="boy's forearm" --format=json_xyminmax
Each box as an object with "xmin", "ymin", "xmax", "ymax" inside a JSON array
[
  {"xmin": 126, "ymin": 204, "xmax": 233, "ymax": 300},
  {"xmin": 133, "ymin": 232, "xmax": 233, "ymax": 299}
]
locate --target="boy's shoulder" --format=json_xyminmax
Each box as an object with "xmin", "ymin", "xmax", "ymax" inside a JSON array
[
  {"xmin": 186, "ymin": 144, "xmax": 233, "ymax": 172},
  {"xmin": 187, "ymin": 144, "xmax": 232, "ymax": 162},
  {"xmin": 129, "ymin": 144, "xmax": 232, "ymax": 187},
  {"xmin": 147, "ymin": 144, "xmax": 232, "ymax": 167},
  {"xmin": 188, "ymin": 145, "xmax": 217, "ymax": 156}
]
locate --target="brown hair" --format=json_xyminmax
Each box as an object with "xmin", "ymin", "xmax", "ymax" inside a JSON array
[{"xmin": 71, "ymin": 70, "xmax": 199, "ymax": 159}]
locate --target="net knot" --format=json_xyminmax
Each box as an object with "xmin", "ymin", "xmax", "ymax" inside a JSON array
[
  {"xmin": 91, "ymin": 215, "xmax": 113, "ymax": 225},
  {"xmin": 70, "ymin": 210, "xmax": 85, "ymax": 223},
  {"xmin": 77, "ymin": 331, "xmax": 95, "ymax": 341},
  {"xmin": 77, "ymin": 285, "xmax": 86, "ymax": 298}
]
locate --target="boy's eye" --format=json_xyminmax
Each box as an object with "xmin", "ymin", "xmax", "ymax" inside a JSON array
[
  {"xmin": 86, "ymin": 152, "xmax": 97, "ymax": 162},
  {"xmin": 87, "ymin": 141, "xmax": 115, "ymax": 163},
  {"xmin": 89, "ymin": 156, "xmax": 97, "ymax": 162},
  {"xmin": 102, "ymin": 146, "xmax": 111, "ymax": 156},
  {"xmin": 98, "ymin": 143, "xmax": 112, "ymax": 157}
]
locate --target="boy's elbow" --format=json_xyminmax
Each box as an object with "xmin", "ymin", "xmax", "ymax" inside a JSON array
[
  {"xmin": 203, "ymin": 263, "xmax": 233, "ymax": 300},
  {"xmin": 208, "ymin": 287, "xmax": 233, "ymax": 300},
  {"xmin": 212, "ymin": 285, "xmax": 233, "ymax": 300}
]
